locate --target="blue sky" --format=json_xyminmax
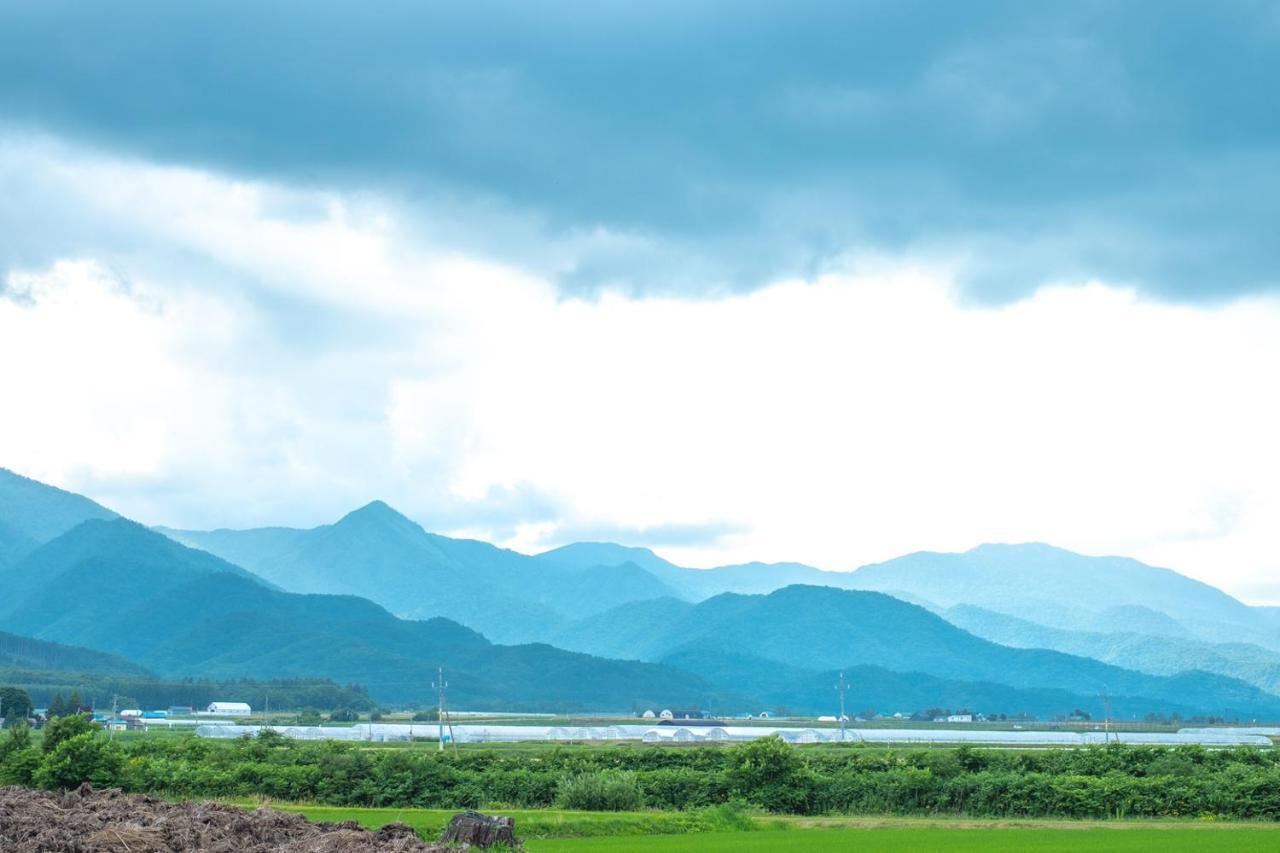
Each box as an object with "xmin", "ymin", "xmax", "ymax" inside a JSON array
[{"xmin": 1, "ymin": 2, "xmax": 1279, "ymax": 597}]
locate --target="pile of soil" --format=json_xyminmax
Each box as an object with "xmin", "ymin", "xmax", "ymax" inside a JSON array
[{"xmin": 0, "ymin": 785, "xmax": 446, "ymax": 852}]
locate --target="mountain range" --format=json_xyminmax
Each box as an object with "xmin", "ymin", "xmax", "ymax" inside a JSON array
[{"xmin": 3, "ymin": 465, "xmax": 1280, "ymax": 719}]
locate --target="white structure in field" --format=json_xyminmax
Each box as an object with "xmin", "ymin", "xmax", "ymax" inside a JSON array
[
  {"xmin": 206, "ymin": 702, "xmax": 252, "ymax": 716},
  {"xmin": 194, "ymin": 723, "xmax": 1276, "ymax": 748},
  {"xmin": 641, "ymin": 710, "xmax": 656, "ymax": 719},
  {"xmin": 658, "ymin": 709, "xmax": 674, "ymax": 720}
]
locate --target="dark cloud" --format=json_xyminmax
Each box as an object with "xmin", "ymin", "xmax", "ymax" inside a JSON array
[{"xmin": 2, "ymin": 0, "xmax": 1278, "ymax": 300}]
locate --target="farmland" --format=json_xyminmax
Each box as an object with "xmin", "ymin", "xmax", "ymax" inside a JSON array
[{"xmin": 252, "ymin": 804, "xmax": 1280, "ymax": 852}]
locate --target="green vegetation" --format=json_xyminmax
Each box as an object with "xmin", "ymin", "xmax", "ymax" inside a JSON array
[
  {"xmin": 9, "ymin": 732, "xmax": 1280, "ymax": 821},
  {"xmin": 1, "ymin": 672, "xmax": 377, "ymax": 712},
  {"xmin": 555, "ymin": 770, "xmax": 644, "ymax": 811},
  {"xmin": 0, "ymin": 685, "xmax": 33, "ymax": 723},
  {"xmin": 552, "ymin": 585, "xmax": 1280, "ymax": 720},
  {"xmin": 0, "ymin": 630, "xmax": 150, "ymax": 676},
  {"xmin": 528, "ymin": 827, "xmax": 1280, "ymax": 852},
  {"xmin": 247, "ymin": 802, "xmax": 757, "ymax": 840},
  {"xmin": 0, "ymin": 519, "xmax": 730, "ymax": 710}
]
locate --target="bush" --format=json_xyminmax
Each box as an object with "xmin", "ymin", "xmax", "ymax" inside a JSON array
[
  {"xmin": 724, "ymin": 735, "xmax": 815, "ymax": 814},
  {"xmin": 412, "ymin": 710, "xmax": 437, "ymax": 722},
  {"xmin": 329, "ymin": 708, "xmax": 358, "ymax": 722},
  {"xmin": 556, "ymin": 769, "xmax": 644, "ymax": 811},
  {"xmin": 41, "ymin": 714, "xmax": 99, "ymax": 753},
  {"xmin": 35, "ymin": 732, "xmax": 124, "ymax": 790},
  {"xmin": 0, "ymin": 746, "xmax": 41, "ymax": 786}
]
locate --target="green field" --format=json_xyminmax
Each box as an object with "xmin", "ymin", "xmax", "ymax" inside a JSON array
[
  {"xmin": 252, "ymin": 803, "xmax": 1280, "ymax": 852},
  {"xmin": 529, "ymin": 828, "xmax": 1280, "ymax": 852}
]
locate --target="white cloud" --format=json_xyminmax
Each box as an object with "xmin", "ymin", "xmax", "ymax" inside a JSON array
[{"xmin": 3, "ymin": 135, "xmax": 1280, "ymax": 601}]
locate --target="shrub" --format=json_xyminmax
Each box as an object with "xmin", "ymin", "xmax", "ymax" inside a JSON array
[
  {"xmin": 35, "ymin": 732, "xmax": 124, "ymax": 790},
  {"xmin": 724, "ymin": 735, "xmax": 816, "ymax": 814},
  {"xmin": 556, "ymin": 769, "xmax": 644, "ymax": 811},
  {"xmin": 329, "ymin": 708, "xmax": 358, "ymax": 722},
  {"xmin": 41, "ymin": 714, "xmax": 99, "ymax": 753},
  {"xmin": 0, "ymin": 746, "xmax": 41, "ymax": 786}
]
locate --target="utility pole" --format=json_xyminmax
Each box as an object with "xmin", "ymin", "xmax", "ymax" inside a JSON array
[
  {"xmin": 109, "ymin": 694, "xmax": 118, "ymax": 741},
  {"xmin": 1100, "ymin": 687, "xmax": 1113, "ymax": 744},
  {"xmin": 835, "ymin": 671, "xmax": 848, "ymax": 742},
  {"xmin": 433, "ymin": 666, "xmax": 457, "ymax": 753}
]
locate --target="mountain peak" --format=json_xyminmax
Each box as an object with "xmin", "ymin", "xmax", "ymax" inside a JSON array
[{"xmin": 339, "ymin": 500, "xmax": 411, "ymax": 524}]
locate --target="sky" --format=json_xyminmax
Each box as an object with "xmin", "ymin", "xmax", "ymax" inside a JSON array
[{"xmin": 2, "ymin": 2, "xmax": 1279, "ymax": 601}]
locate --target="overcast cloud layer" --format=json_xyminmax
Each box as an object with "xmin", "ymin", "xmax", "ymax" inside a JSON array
[
  {"xmin": 2, "ymin": 3, "xmax": 1279, "ymax": 601},
  {"xmin": 3, "ymin": 1, "xmax": 1279, "ymax": 300}
]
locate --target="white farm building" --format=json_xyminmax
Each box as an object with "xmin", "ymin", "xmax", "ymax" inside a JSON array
[{"xmin": 205, "ymin": 702, "xmax": 251, "ymax": 716}]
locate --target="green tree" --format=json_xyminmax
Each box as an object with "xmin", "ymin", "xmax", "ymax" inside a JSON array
[
  {"xmin": 42, "ymin": 713, "xmax": 99, "ymax": 753},
  {"xmin": 34, "ymin": 732, "xmax": 123, "ymax": 789},
  {"xmin": 67, "ymin": 689, "xmax": 83, "ymax": 713},
  {"xmin": 0, "ymin": 686, "xmax": 34, "ymax": 725},
  {"xmin": 724, "ymin": 735, "xmax": 815, "ymax": 814},
  {"xmin": 329, "ymin": 708, "xmax": 358, "ymax": 722},
  {"xmin": 0, "ymin": 721, "xmax": 33, "ymax": 761},
  {"xmin": 47, "ymin": 692, "xmax": 67, "ymax": 718}
]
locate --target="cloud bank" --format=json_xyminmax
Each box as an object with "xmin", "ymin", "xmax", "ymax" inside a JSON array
[
  {"xmin": 2, "ymin": 139, "xmax": 1279, "ymax": 601},
  {"xmin": 2, "ymin": 1, "xmax": 1278, "ymax": 300}
]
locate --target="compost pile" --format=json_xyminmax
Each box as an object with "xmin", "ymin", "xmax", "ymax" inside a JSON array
[{"xmin": 0, "ymin": 785, "xmax": 446, "ymax": 852}]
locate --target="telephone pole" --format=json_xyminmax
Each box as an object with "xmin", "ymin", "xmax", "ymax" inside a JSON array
[
  {"xmin": 109, "ymin": 694, "xmax": 119, "ymax": 741},
  {"xmin": 1100, "ymin": 686, "xmax": 1113, "ymax": 744},
  {"xmin": 433, "ymin": 666, "xmax": 456, "ymax": 753},
  {"xmin": 836, "ymin": 671, "xmax": 848, "ymax": 742}
]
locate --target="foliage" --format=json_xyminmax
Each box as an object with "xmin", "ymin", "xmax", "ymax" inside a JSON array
[
  {"xmin": 1, "ymin": 669, "xmax": 376, "ymax": 712},
  {"xmin": 556, "ymin": 770, "xmax": 644, "ymax": 811},
  {"xmin": 42, "ymin": 713, "xmax": 99, "ymax": 752},
  {"xmin": 35, "ymin": 737, "xmax": 1280, "ymax": 820},
  {"xmin": 0, "ymin": 685, "xmax": 33, "ymax": 722},
  {"xmin": 33, "ymin": 731, "xmax": 124, "ymax": 789},
  {"xmin": 724, "ymin": 736, "xmax": 814, "ymax": 813},
  {"xmin": 330, "ymin": 708, "xmax": 359, "ymax": 722},
  {"xmin": 0, "ymin": 744, "xmax": 40, "ymax": 785}
]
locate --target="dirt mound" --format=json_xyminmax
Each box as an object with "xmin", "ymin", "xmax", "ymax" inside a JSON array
[{"xmin": 0, "ymin": 784, "xmax": 446, "ymax": 852}]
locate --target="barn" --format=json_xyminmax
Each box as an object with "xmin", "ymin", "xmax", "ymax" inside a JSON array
[{"xmin": 206, "ymin": 702, "xmax": 252, "ymax": 716}]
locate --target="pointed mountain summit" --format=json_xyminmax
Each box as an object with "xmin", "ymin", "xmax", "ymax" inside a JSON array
[
  {"xmin": 164, "ymin": 503, "xmax": 680, "ymax": 644},
  {"xmin": 335, "ymin": 499, "xmax": 420, "ymax": 532}
]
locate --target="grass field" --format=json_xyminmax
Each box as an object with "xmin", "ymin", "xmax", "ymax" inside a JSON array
[
  {"xmin": 528, "ymin": 828, "xmax": 1280, "ymax": 852},
  {"xmin": 250, "ymin": 802, "xmax": 1280, "ymax": 851}
]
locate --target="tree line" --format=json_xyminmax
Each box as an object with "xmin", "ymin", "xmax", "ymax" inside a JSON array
[{"xmin": 5, "ymin": 726, "xmax": 1280, "ymax": 819}]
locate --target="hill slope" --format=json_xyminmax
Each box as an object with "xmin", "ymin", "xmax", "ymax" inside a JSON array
[
  {"xmin": 553, "ymin": 585, "xmax": 1280, "ymax": 718},
  {"xmin": 537, "ymin": 542, "xmax": 860, "ymax": 599},
  {"xmin": 163, "ymin": 503, "xmax": 681, "ymax": 643},
  {"xmin": 0, "ymin": 467, "xmax": 118, "ymax": 545},
  {"xmin": 0, "ymin": 630, "xmax": 151, "ymax": 677},
  {"xmin": 846, "ymin": 543, "xmax": 1278, "ymax": 649},
  {"xmin": 947, "ymin": 604, "xmax": 1280, "ymax": 696},
  {"xmin": 0, "ymin": 520, "xmax": 736, "ymax": 711}
]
